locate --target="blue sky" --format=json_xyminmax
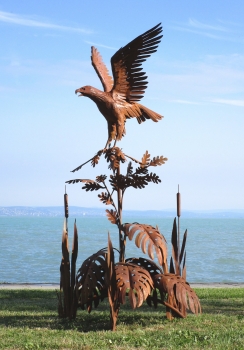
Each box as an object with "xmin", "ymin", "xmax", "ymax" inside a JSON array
[{"xmin": 1, "ymin": 0, "xmax": 244, "ymax": 210}]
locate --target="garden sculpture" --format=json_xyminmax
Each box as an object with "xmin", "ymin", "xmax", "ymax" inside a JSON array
[
  {"xmin": 58, "ymin": 23, "xmax": 201, "ymax": 331},
  {"xmin": 75, "ymin": 23, "xmax": 163, "ymax": 148}
]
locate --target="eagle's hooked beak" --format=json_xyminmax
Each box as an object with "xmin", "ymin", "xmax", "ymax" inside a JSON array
[{"xmin": 75, "ymin": 88, "xmax": 83, "ymax": 96}]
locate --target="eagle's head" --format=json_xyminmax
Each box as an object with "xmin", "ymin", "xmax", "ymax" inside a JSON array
[
  {"xmin": 75, "ymin": 85, "xmax": 93, "ymax": 97},
  {"xmin": 75, "ymin": 85, "xmax": 105, "ymax": 103}
]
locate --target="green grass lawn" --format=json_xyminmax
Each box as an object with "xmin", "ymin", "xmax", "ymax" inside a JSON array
[{"xmin": 0, "ymin": 288, "xmax": 243, "ymax": 349}]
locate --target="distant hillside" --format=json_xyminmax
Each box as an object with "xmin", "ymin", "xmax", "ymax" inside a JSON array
[
  {"xmin": 0, "ymin": 206, "xmax": 104, "ymax": 217},
  {"xmin": 0, "ymin": 206, "xmax": 244, "ymax": 218}
]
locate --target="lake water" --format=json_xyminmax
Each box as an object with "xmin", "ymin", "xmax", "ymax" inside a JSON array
[{"xmin": 0, "ymin": 215, "xmax": 243, "ymax": 283}]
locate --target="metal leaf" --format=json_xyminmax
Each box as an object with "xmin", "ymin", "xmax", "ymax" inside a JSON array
[
  {"xmin": 179, "ymin": 229, "xmax": 187, "ymax": 264},
  {"xmin": 169, "ymin": 257, "xmax": 175, "ymax": 274},
  {"xmin": 106, "ymin": 234, "xmax": 120, "ymax": 331},
  {"xmin": 182, "ymin": 252, "xmax": 187, "ymax": 280},
  {"xmin": 71, "ymin": 150, "xmax": 104, "ymax": 172},
  {"xmin": 71, "ymin": 220, "xmax": 78, "ymax": 291},
  {"xmin": 115, "ymin": 262, "xmax": 154, "ymax": 309},
  {"xmin": 109, "ymin": 174, "xmax": 128, "ymax": 191},
  {"xmin": 148, "ymin": 155, "xmax": 168, "ymax": 167},
  {"xmin": 106, "ymin": 209, "xmax": 119, "ymax": 225},
  {"xmin": 126, "ymin": 161, "xmax": 133, "ymax": 177},
  {"xmin": 98, "ymin": 192, "xmax": 112, "ymax": 205},
  {"xmin": 76, "ymin": 248, "xmax": 107, "ymax": 311},
  {"xmin": 123, "ymin": 223, "xmax": 168, "ymax": 269},
  {"xmin": 153, "ymin": 273, "xmax": 201, "ymax": 316},
  {"xmin": 141, "ymin": 150, "xmax": 150, "ymax": 168},
  {"xmin": 82, "ymin": 182, "xmax": 105, "ymax": 192},
  {"xmin": 91, "ymin": 154, "xmax": 100, "ymax": 167},
  {"xmin": 65, "ymin": 179, "xmax": 95, "ymax": 185},
  {"xmin": 60, "ymin": 219, "xmax": 71, "ymax": 316},
  {"xmin": 130, "ymin": 174, "xmax": 148, "ymax": 188},
  {"xmin": 147, "ymin": 172, "xmax": 161, "ymax": 184},
  {"xmin": 171, "ymin": 218, "xmax": 179, "ymax": 275},
  {"xmin": 135, "ymin": 166, "xmax": 148, "ymax": 175},
  {"xmin": 96, "ymin": 175, "xmax": 107, "ymax": 183},
  {"xmin": 114, "ymin": 147, "xmax": 127, "ymax": 162},
  {"xmin": 125, "ymin": 257, "xmax": 163, "ymax": 277}
]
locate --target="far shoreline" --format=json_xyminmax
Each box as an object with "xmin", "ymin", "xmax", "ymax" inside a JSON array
[{"xmin": 1, "ymin": 282, "xmax": 244, "ymax": 289}]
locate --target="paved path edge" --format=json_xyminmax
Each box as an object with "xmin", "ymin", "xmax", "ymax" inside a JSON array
[{"xmin": 0, "ymin": 283, "xmax": 244, "ymax": 289}]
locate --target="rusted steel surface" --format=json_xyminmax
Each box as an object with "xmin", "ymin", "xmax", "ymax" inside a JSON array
[
  {"xmin": 76, "ymin": 247, "xmax": 107, "ymax": 312},
  {"xmin": 106, "ymin": 234, "xmax": 119, "ymax": 331},
  {"xmin": 59, "ymin": 23, "xmax": 201, "ymax": 331},
  {"xmin": 75, "ymin": 24, "xmax": 163, "ymax": 148},
  {"xmin": 123, "ymin": 223, "xmax": 168, "ymax": 273},
  {"xmin": 63, "ymin": 147, "xmax": 201, "ymax": 329},
  {"xmin": 64, "ymin": 193, "xmax": 69, "ymax": 219},
  {"xmin": 58, "ymin": 195, "xmax": 78, "ymax": 319}
]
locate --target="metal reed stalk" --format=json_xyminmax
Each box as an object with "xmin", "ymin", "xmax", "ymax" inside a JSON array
[
  {"xmin": 64, "ymin": 185, "xmax": 69, "ymax": 229},
  {"xmin": 117, "ymin": 163, "xmax": 125, "ymax": 262},
  {"xmin": 177, "ymin": 185, "xmax": 181, "ymax": 275}
]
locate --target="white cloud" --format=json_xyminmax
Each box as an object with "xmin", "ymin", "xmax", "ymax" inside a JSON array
[
  {"xmin": 147, "ymin": 53, "xmax": 244, "ymax": 105},
  {"xmin": 84, "ymin": 41, "xmax": 117, "ymax": 51},
  {"xmin": 0, "ymin": 10, "xmax": 91, "ymax": 33},
  {"xmin": 169, "ymin": 25, "xmax": 224, "ymax": 40},
  {"xmin": 170, "ymin": 99, "xmax": 200, "ymax": 105},
  {"xmin": 188, "ymin": 18, "xmax": 228, "ymax": 32},
  {"xmin": 0, "ymin": 57, "xmax": 99, "ymax": 90},
  {"xmin": 218, "ymin": 19, "xmax": 243, "ymax": 28},
  {"xmin": 170, "ymin": 18, "xmax": 243, "ymax": 42},
  {"xmin": 212, "ymin": 99, "xmax": 244, "ymax": 107}
]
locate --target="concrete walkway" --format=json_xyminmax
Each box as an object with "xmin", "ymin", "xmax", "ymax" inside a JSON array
[
  {"xmin": 0, "ymin": 283, "xmax": 59, "ymax": 289},
  {"xmin": 0, "ymin": 283, "xmax": 244, "ymax": 289}
]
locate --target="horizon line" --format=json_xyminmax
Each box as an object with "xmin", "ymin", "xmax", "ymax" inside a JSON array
[{"xmin": 1, "ymin": 206, "xmax": 244, "ymax": 212}]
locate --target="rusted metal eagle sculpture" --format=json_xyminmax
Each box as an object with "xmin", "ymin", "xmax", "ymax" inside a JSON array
[{"xmin": 75, "ymin": 23, "xmax": 163, "ymax": 148}]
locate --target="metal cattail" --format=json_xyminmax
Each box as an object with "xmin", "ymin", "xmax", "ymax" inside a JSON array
[
  {"xmin": 177, "ymin": 184, "xmax": 181, "ymax": 218},
  {"xmin": 64, "ymin": 186, "xmax": 69, "ymax": 219}
]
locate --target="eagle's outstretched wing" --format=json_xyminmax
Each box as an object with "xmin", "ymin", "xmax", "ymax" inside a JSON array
[
  {"xmin": 111, "ymin": 23, "xmax": 163, "ymax": 102},
  {"xmin": 91, "ymin": 46, "xmax": 114, "ymax": 92}
]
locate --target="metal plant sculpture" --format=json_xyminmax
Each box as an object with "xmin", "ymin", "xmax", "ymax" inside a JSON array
[
  {"xmin": 58, "ymin": 23, "xmax": 201, "ymax": 331},
  {"xmin": 58, "ymin": 192, "xmax": 78, "ymax": 319},
  {"xmin": 75, "ymin": 23, "xmax": 163, "ymax": 148}
]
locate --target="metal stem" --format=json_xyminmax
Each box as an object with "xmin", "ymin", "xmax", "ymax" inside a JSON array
[
  {"xmin": 117, "ymin": 163, "xmax": 125, "ymax": 262},
  {"xmin": 177, "ymin": 184, "xmax": 181, "ymax": 275}
]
